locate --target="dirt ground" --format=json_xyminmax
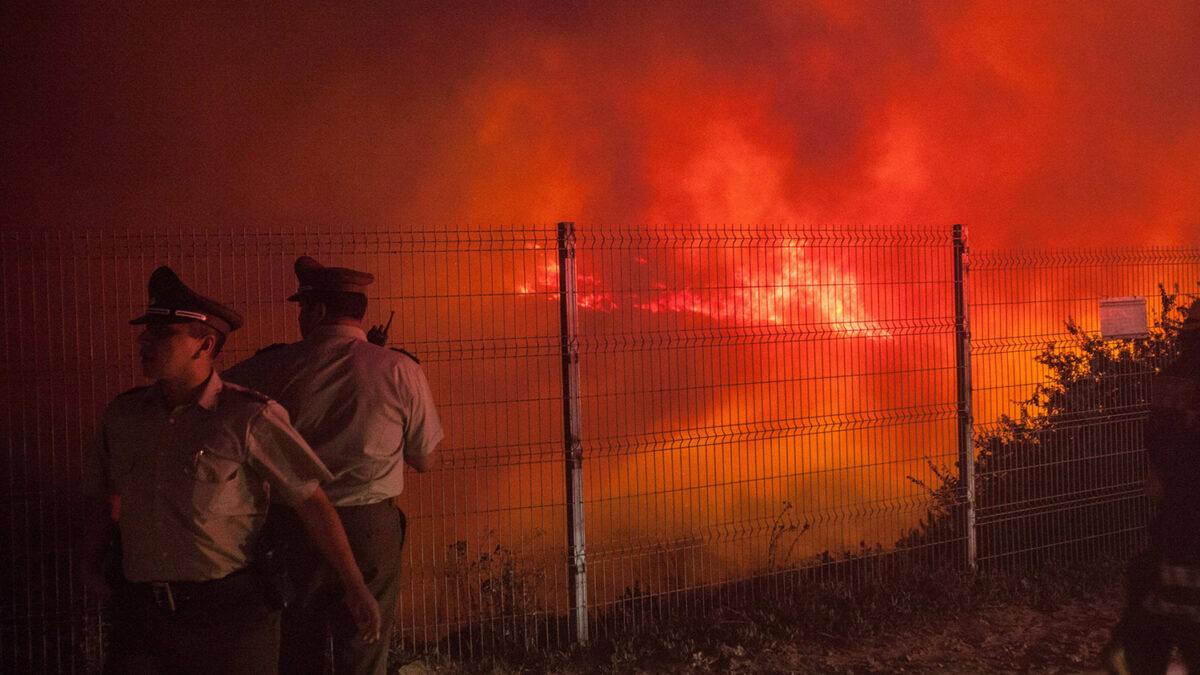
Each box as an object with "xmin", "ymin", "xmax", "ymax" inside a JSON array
[
  {"xmin": 399, "ymin": 584, "xmax": 1132, "ymax": 674},
  {"xmin": 742, "ymin": 591, "xmax": 1124, "ymax": 674}
]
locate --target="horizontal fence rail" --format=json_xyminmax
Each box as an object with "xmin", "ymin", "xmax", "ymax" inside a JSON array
[{"xmin": 1, "ymin": 226, "xmax": 1197, "ymax": 671}]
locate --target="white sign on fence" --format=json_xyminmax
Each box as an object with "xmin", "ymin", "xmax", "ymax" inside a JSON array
[{"xmin": 1099, "ymin": 296, "xmax": 1148, "ymax": 339}]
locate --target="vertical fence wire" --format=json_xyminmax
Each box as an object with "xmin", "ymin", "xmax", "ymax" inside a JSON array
[{"xmin": 1, "ymin": 228, "xmax": 1195, "ymax": 671}]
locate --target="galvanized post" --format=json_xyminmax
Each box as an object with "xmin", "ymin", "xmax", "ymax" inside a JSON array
[
  {"xmin": 557, "ymin": 221, "xmax": 589, "ymax": 644},
  {"xmin": 953, "ymin": 224, "xmax": 977, "ymax": 571}
]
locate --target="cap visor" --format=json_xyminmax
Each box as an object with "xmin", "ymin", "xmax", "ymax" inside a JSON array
[{"xmin": 129, "ymin": 314, "xmax": 189, "ymax": 326}]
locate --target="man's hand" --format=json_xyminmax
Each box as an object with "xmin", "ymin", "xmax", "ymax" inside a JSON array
[
  {"xmin": 344, "ymin": 581, "xmax": 383, "ymax": 644},
  {"xmin": 367, "ymin": 311, "xmax": 395, "ymax": 346},
  {"xmin": 293, "ymin": 488, "xmax": 387, "ymax": 644}
]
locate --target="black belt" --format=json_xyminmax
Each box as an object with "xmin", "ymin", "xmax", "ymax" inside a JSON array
[{"xmin": 125, "ymin": 565, "xmax": 259, "ymax": 612}]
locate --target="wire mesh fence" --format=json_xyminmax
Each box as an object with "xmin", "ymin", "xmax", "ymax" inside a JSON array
[
  {"xmin": 1, "ymin": 226, "xmax": 1196, "ymax": 671},
  {"xmin": 568, "ymin": 226, "xmax": 963, "ymax": 639},
  {"xmin": 969, "ymin": 249, "xmax": 1200, "ymax": 566}
]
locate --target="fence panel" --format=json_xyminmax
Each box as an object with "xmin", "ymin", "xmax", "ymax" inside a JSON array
[
  {"xmin": 969, "ymin": 248, "xmax": 1200, "ymax": 566},
  {"xmin": 567, "ymin": 226, "xmax": 963, "ymax": 635}
]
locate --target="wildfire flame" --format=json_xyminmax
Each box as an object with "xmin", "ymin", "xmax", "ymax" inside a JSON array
[{"xmin": 517, "ymin": 238, "xmax": 892, "ymax": 336}]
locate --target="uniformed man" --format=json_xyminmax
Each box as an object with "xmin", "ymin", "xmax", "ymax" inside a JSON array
[
  {"xmin": 223, "ymin": 256, "xmax": 443, "ymax": 675},
  {"xmin": 1105, "ymin": 297, "xmax": 1200, "ymax": 674},
  {"xmin": 81, "ymin": 266, "xmax": 382, "ymax": 675}
]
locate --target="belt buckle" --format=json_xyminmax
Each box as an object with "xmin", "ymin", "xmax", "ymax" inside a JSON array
[{"xmin": 151, "ymin": 582, "xmax": 176, "ymax": 611}]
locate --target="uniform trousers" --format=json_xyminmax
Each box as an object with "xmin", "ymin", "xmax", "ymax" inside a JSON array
[
  {"xmin": 278, "ymin": 500, "xmax": 405, "ymax": 675},
  {"xmin": 1106, "ymin": 552, "xmax": 1200, "ymax": 674},
  {"xmin": 104, "ymin": 567, "xmax": 279, "ymax": 675}
]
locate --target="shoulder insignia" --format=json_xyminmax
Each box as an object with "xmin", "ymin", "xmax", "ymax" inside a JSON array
[
  {"xmin": 253, "ymin": 342, "xmax": 291, "ymax": 356},
  {"xmin": 390, "ymin": 347, "xmax": 420, "ymax": 364},
  {"xmin": 114, "ymin": 385, "xmax": 151, "ymax": 399},
  {"xmin": 222, "ymin": 381, "xmax": 272, "ymax": 403}
]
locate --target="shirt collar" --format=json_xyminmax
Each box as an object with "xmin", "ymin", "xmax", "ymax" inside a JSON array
[
  {"xmin": 304, "ymin": 324, "xmax": 367, "ymax": 342},
  {"xmin": 144, "ymin": 369, "xmax": 222, "ymax": 411},
  {"xmin": 195, "ymin": 370, "xmax": 223, "ymax": 411}
]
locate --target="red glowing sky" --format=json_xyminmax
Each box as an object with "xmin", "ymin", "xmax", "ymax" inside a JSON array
[{"xmin": 3, "ymin": 1, "xmax": 1199, "ymax": 246}]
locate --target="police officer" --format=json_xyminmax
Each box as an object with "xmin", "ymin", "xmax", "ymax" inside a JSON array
[
  {"xmin": 1105, "ymin": 297, "xmax": 1200, "ymax": 674},
  {"xmin": 224, "ymin": 256, "xmax": 443, "ymax": 675},
  {"xmin": 81, "ymin": 266, "xmax": 382, "ymax": 675}
]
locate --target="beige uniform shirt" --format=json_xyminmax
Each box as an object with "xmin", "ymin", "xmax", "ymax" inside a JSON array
[
  {"xmin": 224, "ymin": 324, "xmax": 443, "ymax": 507},
  {"xmin": 83, "ymin": 372, "xmax": 332, "ymax": 582}
]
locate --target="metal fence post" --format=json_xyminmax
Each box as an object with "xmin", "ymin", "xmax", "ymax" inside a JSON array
[
  {"xmin": 953, "ymin": 223, "xmax": 977, "ymax": 571},
  {"xmin": 557, "ymin": 221, "xmax": 589, "ymax": 644}
]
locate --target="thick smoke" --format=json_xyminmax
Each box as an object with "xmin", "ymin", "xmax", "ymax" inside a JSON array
[{"xmin": 4, "ymin": 1, "xmax": 1198, "ymax": 244}]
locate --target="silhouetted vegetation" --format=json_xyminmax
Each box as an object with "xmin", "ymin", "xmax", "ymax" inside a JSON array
[{"xmin": 901, "ymin": 288, "xmax": 1190, "ymax": 567}]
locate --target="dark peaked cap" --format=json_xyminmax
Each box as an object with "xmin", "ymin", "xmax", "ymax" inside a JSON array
[
  {"xmin": 129, "ymin": 266, "xmax": 244, "ymax": 334},
  {"xmin": 287, "ymin": 256, "xmax": 374, "ymax": 301}
]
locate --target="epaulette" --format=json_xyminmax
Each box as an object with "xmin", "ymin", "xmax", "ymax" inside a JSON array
[
  {"xmin": 253, "ymin": 342, "xmax": 291, "ymax": 356},
  {"xmin": 390, "ymin": 347, "xmax": 420, "ymax": 364},
  {"xmin": 223, "ymin": 381, "xmax": 272, "ymax": 403}
]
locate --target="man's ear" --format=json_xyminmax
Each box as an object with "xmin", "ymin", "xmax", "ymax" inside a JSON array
[
  {"xmin": 194, "ymin": 332, "xmax": 217, "ymax": 359},
  {"xmin": 303, "ymin": 300, "xmax": 327, "ymax": 327}
]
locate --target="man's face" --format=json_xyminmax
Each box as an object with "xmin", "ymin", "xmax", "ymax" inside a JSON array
[{"xmin": 137, "ymin": 322, "xmax": 206, "ymax": 381}]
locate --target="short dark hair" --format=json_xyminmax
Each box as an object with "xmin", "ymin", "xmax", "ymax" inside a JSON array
[
  {"xmin": 184, "ymin": 320, "xmax": 227, "ymax": 357},
  {"xmin": 302, "ymin": 291, "xmax": 367, "ymax": 320}
]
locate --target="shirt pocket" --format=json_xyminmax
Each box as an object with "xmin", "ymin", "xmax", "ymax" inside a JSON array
[{"xmin": 186, "ymin": 447, "xmax": 254, "ymax": 517}]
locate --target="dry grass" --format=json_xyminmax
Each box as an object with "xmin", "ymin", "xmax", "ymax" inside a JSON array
[{"xmin": 393, "ymin": 556, "xmax": 1127, "ymax": 674}]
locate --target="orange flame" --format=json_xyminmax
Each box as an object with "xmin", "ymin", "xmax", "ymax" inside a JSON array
[{"xmin": 517, "ymin": 239, "xmax": 892, "ymax": 336}]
